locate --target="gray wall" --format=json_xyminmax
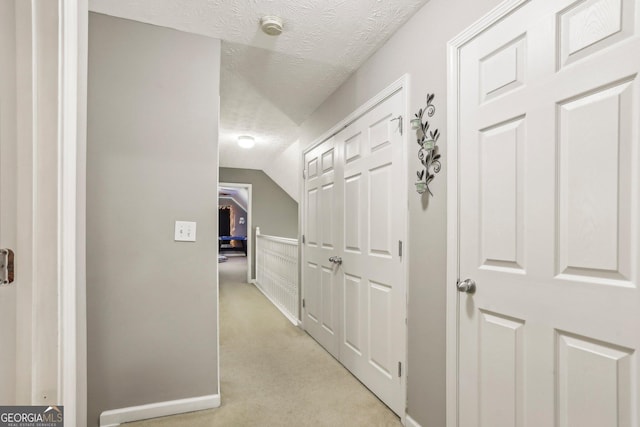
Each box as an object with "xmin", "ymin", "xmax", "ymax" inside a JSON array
[
  {"xmin": 87, "ymin": 13, "xmax": 220, "ymax": 426},
  {"xmin": 300, "ymin": 1, "xmax": 502, "ymax": 425},
  {"xmin": 220, "ymin": 168, "xmax": 298, "ymax": 279}
]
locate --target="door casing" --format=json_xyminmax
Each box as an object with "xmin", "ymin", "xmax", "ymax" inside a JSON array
[{"xmin": 4, "ymin": 0, "xmax": 88, "ymax": 424}]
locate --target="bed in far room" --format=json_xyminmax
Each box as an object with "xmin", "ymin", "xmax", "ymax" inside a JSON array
[{"xmin": 218, "ymin": 235, "xmax": 247, "ymax": 255}]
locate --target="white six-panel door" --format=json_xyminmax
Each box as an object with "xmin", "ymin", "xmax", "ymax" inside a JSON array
[
  {"xmin": 452, "ymin": 0, "xmax": 640, "ymax": 426},
  {"xmin": 303, "ymin": 88, "xmax": 406, "ymax": 415},
  {"xmin": 304, "ymin": 136, "xmax": 342, "ymax": 358}
]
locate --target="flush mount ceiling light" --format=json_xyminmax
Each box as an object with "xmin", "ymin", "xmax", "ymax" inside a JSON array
[
  {"xmin": 260, "ymin": 16, "xmax": 284, "ymax": 36},
  {"xmin": 237, "ymin": 135, "xmax": 255, "ymax": 149}
]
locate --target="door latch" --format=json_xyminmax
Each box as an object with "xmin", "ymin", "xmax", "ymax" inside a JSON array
[{"xmin": 1, "ymin": 249, "xmax": 15, "ymax": 285}]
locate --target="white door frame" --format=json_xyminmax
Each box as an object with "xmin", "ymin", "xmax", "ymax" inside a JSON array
[
  {"xmin": 445, "ymin": 2, "xmax": 530, "ymax": 425},
  {"xmin": 59, "ymin": 1, "xmax": 88, "ymax": 425},
  {"xmin": 218, "ymin": 182, "xmax": 253, "ymax": 283},
  {"xmin": 12, "ymin": 0, "xmax": 87, "ymax": 424},
  {"xmin": 300, "ymin": 74, "xmax": 410, "ymax": 421}
]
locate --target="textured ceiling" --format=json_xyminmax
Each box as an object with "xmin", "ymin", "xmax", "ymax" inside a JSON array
[{"xmin": 89, "ymin": 0, "xmax": 429, "ymax": 169}]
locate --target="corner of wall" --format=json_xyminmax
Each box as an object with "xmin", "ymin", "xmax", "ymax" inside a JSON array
[
  {"xmin": 263, "ymin": 140, "xmax": 301, "ymax": 203},
  {"xmin": 405, "ymin": 414, "xmax": 423, "ymax": 427}
]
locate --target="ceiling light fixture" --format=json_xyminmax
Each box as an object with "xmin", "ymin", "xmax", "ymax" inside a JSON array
[
  {"xmin": 237, "ymin": 135, "xmax": 255, "ymax": 149},
  {"xmin": 260, "ymin": 16, "xmax": 284, "ymax": 36}
]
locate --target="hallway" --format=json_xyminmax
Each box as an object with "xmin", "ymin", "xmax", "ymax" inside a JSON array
[{"xmin": 126, "ymin": 257, "xmax": 402, "ymax": 426}]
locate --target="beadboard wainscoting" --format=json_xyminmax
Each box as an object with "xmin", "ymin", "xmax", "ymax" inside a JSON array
[{"xmin": 255, "ymin": 228, "xmax": 300, "ymax": 325}]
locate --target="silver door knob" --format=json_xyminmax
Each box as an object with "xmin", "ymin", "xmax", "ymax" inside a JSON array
[
  {"xmin": 328, "ymin": 256, "xmax": 342, "ymax": 265},
  {"xmin": 457, "ymin": 278, "xmax": 476, "ymax": 294}
]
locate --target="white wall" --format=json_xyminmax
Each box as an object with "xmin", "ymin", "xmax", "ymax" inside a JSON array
[
  {"xmin": 300, "ymin": 1, "xmax": 503, "ymax": 425},
  {"xmin": 264, "ymin": 139, "xmax": 301, "ymax": 203}
]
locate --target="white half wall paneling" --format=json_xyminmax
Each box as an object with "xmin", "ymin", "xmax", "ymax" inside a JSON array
[{"xmin": 255, "ymin": 228, "xmax": 300, "ymax": 325}]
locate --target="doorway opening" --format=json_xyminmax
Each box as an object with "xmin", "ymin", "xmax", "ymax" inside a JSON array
[{"xmin": 218, "ymin": 182, "xmax": 252, "ymax": 283}]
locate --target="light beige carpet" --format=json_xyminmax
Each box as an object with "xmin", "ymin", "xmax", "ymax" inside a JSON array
[{"xmin": 125, "ymin": 257, "xmax": 401, "ymax": 427}]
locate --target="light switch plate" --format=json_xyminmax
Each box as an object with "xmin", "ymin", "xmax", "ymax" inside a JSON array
[{"xmin": 175, "ymin": 221, "xmax": 197, "ymax": 242}]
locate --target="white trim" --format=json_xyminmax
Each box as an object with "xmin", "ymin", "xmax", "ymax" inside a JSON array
[
  {"xmin": 300, "ymin": 74, "xmax": 410, "ymax": 419},
  {"xmin": 446, "ymin": 1, "xmax": 529, "ymax": 426},
  {"xmin": 405, "ymin": 414, "xmax": 422, "ymax": 427},
  {"xmin": 303, "ymin": 74, "xmax": 409, "ymax": 156},
  {"xmin": 257, "ymin": 234, "xmax": 298, "ymax": 245},
  {"xmin": 99, "ymin": 394, "xmax": 221, "ymax": 427},
  {"xmin": 401, "ymin": 74, "xmax": 411, "ymax": 427},
  {"xmin": 447, "ymin": 0, "xmax": 529, "ymax": 49},
  {"xmin": 215, "ymin": 92, "xmax": 221, "ymax": 406},
  {"xmin": 58, "ymin": 1, "xmax": 87, "ymax": 426},
  {"xmin": 297, "ymin": 156, "xmax": 304, "ymax": 325},
  {"xmin": 219, "ymin": 182, "xmax": 253, "ymax": 283},
  {"xmin": 11, "ymin": 0, "xmax": 87, "ymax": 420},
  {"xmin": 445, "ymin": 35, "xmax": 460, "ymax": 427}
]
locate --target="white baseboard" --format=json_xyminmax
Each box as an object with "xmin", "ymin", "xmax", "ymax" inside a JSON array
[
  {"xmin": 100, "ymin": 394, "xmax": 220, "ymax": 427},
  {"xmin": 405, "ymin": 414, "xmax": 422, "ymax": 427}
]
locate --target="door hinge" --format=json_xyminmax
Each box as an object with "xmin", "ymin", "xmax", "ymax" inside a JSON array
[
  {"xmin": 391, "ymin": 115, "xmax": 403, "ymax": 135},
  {"xmin": 302, "ymin": 298, "xmax": 306, "ymax": 308},
  {"xmin": 303, "ymin": 169, "xmax": 307, "ymax": 179},
  {"xmin": 398, "ymin": 240, "xmax": 403, "ymax": 257},
  {"xmin": 0, "ymin": 248, "xmax": 15, "ymax": 285},
  {"xmin": 398, "ymin": 361, "xmax": 402, "ymax": 377},
  {"xmin": 302, "ymin": 234, "xmax": 305, "ymax": 244}
]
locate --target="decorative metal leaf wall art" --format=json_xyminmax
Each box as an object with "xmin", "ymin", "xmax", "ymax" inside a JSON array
[{"xmin": 413, "ymin": 93, "xmax": 441, "ymax": 196}]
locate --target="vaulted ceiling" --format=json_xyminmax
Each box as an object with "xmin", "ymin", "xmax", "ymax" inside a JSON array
[{"xmin": 89, "ymin": 0, "xmax": 430, "ymax": 170}]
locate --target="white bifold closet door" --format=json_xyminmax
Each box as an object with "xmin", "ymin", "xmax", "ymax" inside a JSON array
[{"xmin": 303, "ymin": 89, "xmax": 406, "ymax": 415}]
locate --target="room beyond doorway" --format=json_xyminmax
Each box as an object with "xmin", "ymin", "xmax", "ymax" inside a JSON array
[{"xmin": 218, "ymin": 182, "xmax": 252, "ymax": 283}]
